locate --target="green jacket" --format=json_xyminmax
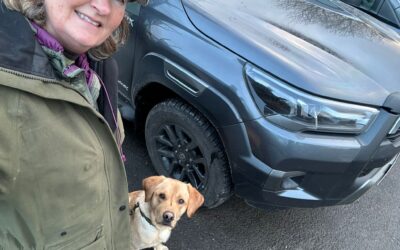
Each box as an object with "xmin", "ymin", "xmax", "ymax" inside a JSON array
[{"xmin": 0, "ymin": 6, "xmax": 130, "ymax": 250}]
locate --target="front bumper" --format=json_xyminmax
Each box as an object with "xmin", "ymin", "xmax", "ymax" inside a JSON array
[{"xmin": 221, "ymin": 109, "xmax": 400, "ymax": 208}]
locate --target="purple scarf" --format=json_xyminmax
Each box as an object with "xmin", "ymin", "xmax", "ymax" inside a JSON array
[{"xmin": 31, "ymin": 22, "xmax": 94, "ymax": 84}]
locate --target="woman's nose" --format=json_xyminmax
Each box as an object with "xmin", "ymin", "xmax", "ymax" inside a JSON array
[{"xmin": 91, "ymin": 0, "xmax": 112, "ymax": 15}]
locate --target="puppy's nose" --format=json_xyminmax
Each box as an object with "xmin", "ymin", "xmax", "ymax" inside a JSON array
[{"xmin": 163, "ymin": 211, "xmax": 175, "ymax": 223}]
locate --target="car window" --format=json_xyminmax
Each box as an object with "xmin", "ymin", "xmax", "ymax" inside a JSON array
[
  {"xmin": 127, "ymin": 2, "xmax": 141, "ymax": 17},
  {"xmin": 360, "ymin": 0, "xmax": 378, "ymax": 9},
  {"xmin": 342, "ymin": 0, "xmax": 400, "ymax": 28},
  {"xmin": 363, "ymin": 0, "xmax": 400, "ymax": 27},
  {"xmin": 342, "ymin": 0, "xmax": 384, "ymax": 12}
]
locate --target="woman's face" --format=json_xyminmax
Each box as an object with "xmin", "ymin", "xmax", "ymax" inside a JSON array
[{"xmin": 44, "ymin": 0, "xmax": 126, "ymax": 54}]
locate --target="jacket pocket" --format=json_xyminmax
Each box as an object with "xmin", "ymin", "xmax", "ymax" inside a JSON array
[
  {"xmin": 80, "ymin": 235, "xmax": 107, "ymax": 250},
  {"xmin": 46, "ymin": 226, "xmax": 105, "ymax": 250}
]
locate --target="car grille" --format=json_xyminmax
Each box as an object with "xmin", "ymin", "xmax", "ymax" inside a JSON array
[
  {"xmin": 388, "ymin": 117, "xmax": 400, "ymax": 142},
  {"xmin": 388, "ymin": 131, "xmax": 400, "ymax": 142},
  {"xmin": 359, "ymin": 118, "xmax": 400, "ymax": 178}
]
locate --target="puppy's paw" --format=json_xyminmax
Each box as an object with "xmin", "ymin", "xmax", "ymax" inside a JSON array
[
  {"xmin": 128, "ymin": 190, "xmax": 142, "ymax": 210},
  {"xmin": 155, "ymin": 244, "xmax": 168, "ymax": 250}
]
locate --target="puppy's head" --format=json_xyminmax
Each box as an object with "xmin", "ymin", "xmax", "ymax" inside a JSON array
[{"xmin": 143, "ymin": 175, "xmax": 204, "ymax": 229}]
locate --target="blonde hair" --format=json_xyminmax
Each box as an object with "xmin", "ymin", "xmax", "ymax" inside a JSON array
[{"xmin": 2, "ymin": 0, "xmax": 129, "ymax": 60}]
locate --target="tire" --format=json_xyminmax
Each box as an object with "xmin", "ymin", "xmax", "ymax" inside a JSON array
[{"xmin": 145, "ymin": 99, "xmax": 232, "ymax": 208}]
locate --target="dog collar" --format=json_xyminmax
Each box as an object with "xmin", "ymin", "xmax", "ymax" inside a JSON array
[{"xmin": 131, "ymin": 202, "xmax": 155, "ymax": 228}]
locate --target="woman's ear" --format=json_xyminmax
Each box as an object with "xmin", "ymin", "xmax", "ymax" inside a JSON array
[
  {"xmin": 186, "ymin": 184, "xmax": 204, "ymax": 218},
  {"xmin": 142, "ymin": 176, "xmax": 166, "ymax": 202}
]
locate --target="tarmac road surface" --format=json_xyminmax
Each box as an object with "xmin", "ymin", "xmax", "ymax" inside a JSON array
[{"xmin": 123, "ymin": 121, "xmax": 400, "ymax": 250}]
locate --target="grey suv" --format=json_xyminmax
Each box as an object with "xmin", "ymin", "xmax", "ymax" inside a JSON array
[{"xmin": 114, "ymin": 0, "xmax": 400, "ymax": 208}]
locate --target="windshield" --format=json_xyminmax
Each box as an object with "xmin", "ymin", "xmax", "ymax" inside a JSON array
[{"xmin": 341, "ymin": 0, "xmax": 400, "ymax": 28}]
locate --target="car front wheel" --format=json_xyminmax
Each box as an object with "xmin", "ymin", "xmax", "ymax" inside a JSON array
[{"xmin": 145, "ymin": 99, "xmax": 232, "ymax": 208}]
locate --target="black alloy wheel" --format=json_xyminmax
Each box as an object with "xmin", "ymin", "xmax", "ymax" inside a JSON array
[
  {"xmin": 154, "ymin": 123, "xmax": 207, "ymax": 190},
  {"xmin": 145, "ymin": 99, "xmax": 232, "ymax": 208}
]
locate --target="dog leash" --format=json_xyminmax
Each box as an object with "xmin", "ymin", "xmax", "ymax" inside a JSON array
[
  {"xmin": 131, "ymin": 202, "xmax": 155, "ymax": 228},
  {"xmin": 130, "ymin": 202, "xmax": 169, "ymax": 248}
]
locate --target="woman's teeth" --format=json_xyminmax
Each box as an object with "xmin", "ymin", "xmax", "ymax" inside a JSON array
[{"xmin": 76, "ymin": 11, "xmax": 100, "ymax": 27}]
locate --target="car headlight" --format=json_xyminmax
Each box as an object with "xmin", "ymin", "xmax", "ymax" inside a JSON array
[{"xmin": 245, "ymin": 64, "xmax": 378, "ymax": 133}]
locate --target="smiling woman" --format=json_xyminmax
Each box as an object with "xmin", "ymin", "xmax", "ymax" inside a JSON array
[
  {"xmin": 0, "ymin": 0, "xmax": 143, "ymax": 249},
  {"xmin": 3, "ymin": 0, "xmax": 130, "ymax": 59},
  {"xmin": 43, "ymin": 0, "xmax": 126, "ymax": 55}
]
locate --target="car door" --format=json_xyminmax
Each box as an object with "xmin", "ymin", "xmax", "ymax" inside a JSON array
[{"xmin": 113, "ymin": 2, "xmax": 142, "ymax": 102}]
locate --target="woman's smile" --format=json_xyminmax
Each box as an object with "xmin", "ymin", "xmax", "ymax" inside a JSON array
[
  {"xmin": 44, "ymin": 0, "xmax": 126, "ymax": 54},
  {"xmin": 75, "ymin": 10, "xmax": 101, "ymax": 27}
]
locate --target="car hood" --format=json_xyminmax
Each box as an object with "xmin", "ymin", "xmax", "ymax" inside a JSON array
[{"xmin": 182, "ymin": 0, "xmax": 400, "ymax": 108}]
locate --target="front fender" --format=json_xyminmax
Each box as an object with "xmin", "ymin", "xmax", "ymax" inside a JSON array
[{"xmin": 132, "ymin": 52, "xmax": 243, "ymax": 127}]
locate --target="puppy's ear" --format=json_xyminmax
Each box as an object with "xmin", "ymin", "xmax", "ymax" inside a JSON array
[
  {"xmin": 186, "ymin": 184, "xmax": 204, "ymax": 218},
  {"xmin": 142, "ymin": 176, "xmax": 166, "ymax": 202}
]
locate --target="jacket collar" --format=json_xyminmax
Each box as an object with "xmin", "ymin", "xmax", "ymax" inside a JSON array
[{"xmin": 0, "ymin": 3, "xmax": 57, "ymax": 80}]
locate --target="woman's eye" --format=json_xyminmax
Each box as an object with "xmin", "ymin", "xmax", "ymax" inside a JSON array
[
  {"xmin": 178, "ymin": 199, "xmax": 185, "ymax": 205},
  {"xmin": 159, "ymin": 193, "xmax": 166, "ymax": 200}
]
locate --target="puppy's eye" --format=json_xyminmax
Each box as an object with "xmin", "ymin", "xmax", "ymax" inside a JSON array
[
  {"xmin": 159, "ymin": 193, "xmax": 166, "ymax": 200},
  {"xmin": 178, "ymin": 199, "xmax": 185, "ymax": 205}
]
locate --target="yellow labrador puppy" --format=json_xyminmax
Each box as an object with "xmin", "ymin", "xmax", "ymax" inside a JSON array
[{"xmin": 129, "ymin": 176, "xmax": 204, "ymax": 250}]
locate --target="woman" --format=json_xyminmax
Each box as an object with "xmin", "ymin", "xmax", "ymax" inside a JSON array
[{"xmin": 0, "ymin": 0, "xmax": 139, "ymax": 249}]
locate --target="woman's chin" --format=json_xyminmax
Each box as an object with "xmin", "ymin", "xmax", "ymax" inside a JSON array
[{"xmin": 64, "ymin": 39, "xmax": 103, "ymax": 54}]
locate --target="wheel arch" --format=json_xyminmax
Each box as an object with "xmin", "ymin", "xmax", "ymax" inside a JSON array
[
  {"xmin": 131, "ymin": 53, "xmax": 242, "ymax": 184},
  {"xmin": 133, "ymin": 82, "xmax": 177, "ymax": 132}
]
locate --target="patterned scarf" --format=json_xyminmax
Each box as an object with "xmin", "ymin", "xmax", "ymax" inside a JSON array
[{"xmin": 30, "ymin": 22, "xmax": 101, "ymax": 109}]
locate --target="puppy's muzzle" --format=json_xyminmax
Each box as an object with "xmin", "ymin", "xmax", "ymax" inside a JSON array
[{"xmin": 162, "ymin": 211, "xmax": 174, "ymax": 226}]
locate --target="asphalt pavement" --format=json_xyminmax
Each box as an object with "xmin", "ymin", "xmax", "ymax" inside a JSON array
[{"xmin": 122, "ymin": 120, "xmax": 400, "ymax": 250}]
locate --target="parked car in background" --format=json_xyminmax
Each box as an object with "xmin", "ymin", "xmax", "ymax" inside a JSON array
[{"xmin": 114, "ymin": 0, "xmax": 400, "ymax": 209}]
